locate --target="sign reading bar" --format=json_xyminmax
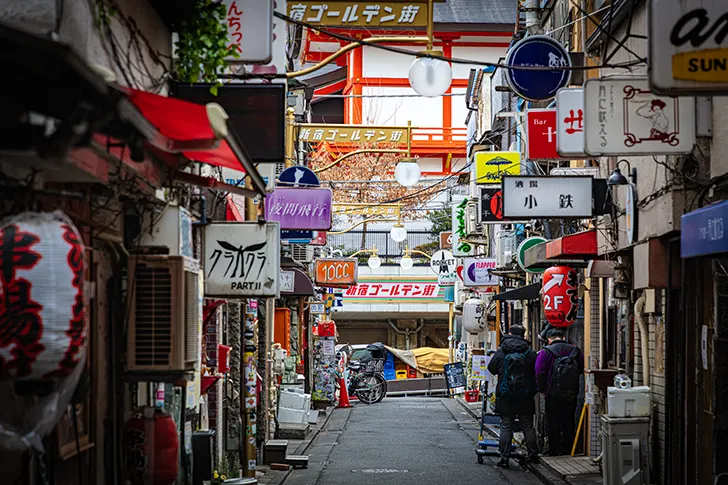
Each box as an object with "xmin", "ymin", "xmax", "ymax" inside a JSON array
[
  {"xmin": 204, "ymin": 222, "xmax": 280, "ymax": 297},
  {"xmin": 314, "ymin": 258, "xmax": 358, "ymax": 287},
  {"xmin": 343, "ymin": 282, "xmax": 440, "ymax": 298},
  {"xmin": 526, "ymin": 109, "xmax": 564, "ymax": 160},
  {"xmin": 297, "ymin": 124, "xmax": 409, "ymax": 145},
  {"xmin": 502, "ymin": 176, "xmax": 593, "ymax": 219},
  {"xmin": 474, "ymin": 151, "xmax": 521, "ymax": 184},
  {"xmin": 333, "ymin": 203, "xmax": 400, "ymax": 218},
  {"xmin": 266, "ymin": 187, "xmax": 333, "ymax": 230},
  {"xmin": 650, "ymin": 0, "xmax": 728, "ymax": 95},
  {"xmin": 288, "ymin": 2, "xmax": 429, "ymax": 27},
  {"xmin": 584, "ymin": 77, "xmax": 695, "ymax": 156}
]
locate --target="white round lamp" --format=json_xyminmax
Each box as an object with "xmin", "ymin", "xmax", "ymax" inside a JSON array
[
  {"xmin": 394, "ymin": 157, "xmax": 421, "ymax": 187},
  {"xmin": 400, "ymin": 255, "xmax": 414, "ymax": 270},
  {"xmin": 408, "ymin": 50, "xmax": 452, "ymax": 98},
  {"xmin": 367, "ymin": 254, "xmax": 382, "ymax": 269},
  {"xmin": 390, "ymin": 224, "xmax": 408, "ymax": 243},
  {"xmin": 462, "ymin": 298, "xmax": 487, "ymax": 334}
]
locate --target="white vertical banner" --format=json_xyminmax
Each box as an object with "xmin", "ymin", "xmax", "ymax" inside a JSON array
[
  {"xmin": 556, "ymin": 88, "xmax": 587, "ymax": 157},
  {"xmin": 222, "ymin": 0, "xmax": 273, "ymax": 63}
]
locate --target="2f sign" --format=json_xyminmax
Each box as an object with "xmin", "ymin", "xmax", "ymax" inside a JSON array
[{"xmin": 543, "ymin": 294, "xmax": 564, "ymax": 311}]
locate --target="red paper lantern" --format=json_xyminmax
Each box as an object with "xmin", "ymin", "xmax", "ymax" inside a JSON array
[
  {"xmin": 542, "ymin": 266, "xmax": 579, "ymax": 327},
  {"xmin": 126, "ymin": 409, "xmax": 179, "ymax": 485}
]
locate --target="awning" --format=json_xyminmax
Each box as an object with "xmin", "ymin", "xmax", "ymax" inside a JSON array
[
  {"xmin": 281, "ymin": 268, "xmax": 315, "ymax": 296},
  {"xmin": 546, "ymin": 230, "xmax": 598, "ymax": 259},
  {"xmin": 523, "ymin": 242, "xmax": 589, "ymax": 269},
  {"xmin": 493, "ymin": 283, "xmax": 541, "ymax": 301}
]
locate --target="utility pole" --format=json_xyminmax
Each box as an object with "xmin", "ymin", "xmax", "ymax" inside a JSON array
[{"xmin": 285, "ymin": 107, "xmax": 296, "ymax": 168}]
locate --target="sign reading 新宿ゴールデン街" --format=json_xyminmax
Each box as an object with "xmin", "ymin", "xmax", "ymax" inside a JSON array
[
  {"xmin": 583, "ymin": 77, "xmax": 695, "ymax": 156},
  {"xmin": 502, "ymin": 176, "xmax": 593, "ymax": 219},
  {"xmin": 288, "ymin": 2, "xmax": 430, "ymax": 27},
  {"xmin": 204, "ymin": 222, "xmax": 281, "ymax": 297},
  {"xmin": 297, "ymin": 124, "xmax": 410, "ymax": 145},
  {"xmin": 474, "ymin": 151, "xmax": 520, "ymax": 184},
  {"xmin": 314, "ymin": 258, "xmax": 358, "ymax": 287},
  {"xmin": 650, "ymin": 0, "xmax": 728, "ymax": 95},
  {"xmin": 333, "ymin": 203, "xmax": 400, "ymax": 218},
  {"xmin": 343, "ymin": 282, "xmax": 441, "ymax": 299},
  {"xmin": 265, "ymin": 187, "xmax": 332, "ymax": 230}
]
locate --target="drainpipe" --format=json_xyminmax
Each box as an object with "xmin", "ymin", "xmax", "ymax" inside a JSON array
[
  {"xmin": 387, "ymin": 319, "xmax": 424, "ymax": 351},
  {"xmin": 524, "ymin": 0, "xmax": 542, "ymax": 35},
  {"xmin": 634, "ymin": 292, "xmax": 650, "ymax": 387}
]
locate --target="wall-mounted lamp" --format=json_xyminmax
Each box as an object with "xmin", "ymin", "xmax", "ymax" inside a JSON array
[{"xmin": 607, "ymin": 159, "xmax": 637, "ymax": 186}]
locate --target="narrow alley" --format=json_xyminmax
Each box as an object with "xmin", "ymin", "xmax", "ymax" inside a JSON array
[{"xmin": 285, "ymin": 398, "xmax": 543, "ymax": 485}]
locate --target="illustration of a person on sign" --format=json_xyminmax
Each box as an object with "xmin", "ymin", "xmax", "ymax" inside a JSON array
[{"xmin": 636, "ymin": 99, "xmax": 670, "ymax": 142}]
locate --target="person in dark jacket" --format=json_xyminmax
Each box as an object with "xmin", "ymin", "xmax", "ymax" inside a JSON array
[
  {"xmin": 535, "ymin": 329, "xmax": 585, "ymax": 456},
  {"xmin": 487, "ymin": 325, "xmax": 539, "ymax": 467}
]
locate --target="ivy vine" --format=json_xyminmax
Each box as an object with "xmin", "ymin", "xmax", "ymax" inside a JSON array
[{"xmin": 173, "ymin": 0, "xmax": 239, "ymax": 95}]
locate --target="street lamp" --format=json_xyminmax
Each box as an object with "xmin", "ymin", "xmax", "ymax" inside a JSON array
[
  {"xmin": 399, "ymin": 246, "xmax": 432, "ymax": 270},
  {"xmin": 390, "ymin": 224, "xmax": 408, "ymax": 242},
  {"xmin": 367, "ymin": 254, "xmax": 382, "ymax": 269},
  {"xmin": 409, "ymin": 52, "xmax": 452, "ymax": 98},
  {"xmin": 394, "ymin": 157, "xmax": 421, "ymax": 187},
  {"xmin": 608, "ymin": 159, "xmax": 637, "ymax": 186}
]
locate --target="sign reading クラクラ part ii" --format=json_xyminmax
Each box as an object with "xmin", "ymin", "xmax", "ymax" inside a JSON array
[
  {"xmin": 204, "ymin": 222, "xmax": 281, "ymax": 297},
  {"xmin": 542, "ymin": 266, "xmax": 579, "ymax": 327},
  {"xmin": 314, "ymin": 259, "xmax": 358, "ymax": 287},
  {"xmin": 265, "ymin": 187, "xmax": 333, "ymax": 230},
  {"xmin": 502, "ymin": 176, "xmax": 593, "ymax": 219},
  {"xmin": 584, "ymin": 77, "xmax": 696, "ymax": 156},
  {"xmin": 649, "ymin": 0, "xmax": 728, "ymax": 95},
  {"xmin": 287, "ymin": 2, "xmax": 430, "ymax": 28}
]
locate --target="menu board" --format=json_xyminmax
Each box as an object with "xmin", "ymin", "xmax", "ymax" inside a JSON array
[
  {"xmin": 471, "ymin": 355, "xmax": 489, "ymax": 381},
  {"xmin": 444, "ymin": 362, "xmax": 466, "ymax": 395}
]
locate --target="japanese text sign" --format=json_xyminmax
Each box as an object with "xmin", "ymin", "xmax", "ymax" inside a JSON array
[
  {"xmin": 462, "ymin": 258, "xmax": 500, "ymax": 287},
  {"xmin": 584, "ymin": 77, "xmax": 695, "ymax": 156},
  {"xmin": 204, "ymin": 222, "xmax": 281, "ymax": 297},
  {"xmin": 502, "ymin": 176, "xmax": 593, "ymax": 219},
  {"xmin": 542, "ymin": 266, "xmax": 579, "ymax": 327},
  {"xmin": 333, "ymin": 203, "xmax": 400, "ymax": 218},
  {"xmin": 479, "ymin": 186, "xmax": 513, "ymax": 223},
  {"xmin": 310, "ymin": 302, "xmax": 326, "ymax": 314},
  {"xmin": 297, "ymin": 124, "xmax": 409, "ymax": 145},
  {"xmin": 288, "ymin": 2, "xmax": 429, "ymax": 27},
  {"xmin": 452, "ymin": 198, "xmax": 474, "ymax": 257},
  {"xmin": 314, "ymin": 258, "xmax": 358, "ymax": 287},
  {"xmin": 556, "ymin": 88, "xmax": 587, "ymax": 157},
  {"xmin": 431, "ymin": 249, "xmax": 457, "ymax": 286},
  {"xmin": 526, "ymin": 109, "xmax": 564, "ymax": 160},
  {"xmin": 649, "ymin": 0, "xmax": 728, "ymax": 95},
  {"xmin": 222, "ymin": 0, "xmax": 273, "ymax": 63},
  {"xmin": 266, "ymin": 187, "xmax": 333, "ymax": 230},
  {"xmin": 439, "ymin": 231, "xmax": 452, "ymax": 249},
  {"xmin": 343, "ymin": 282, "xmax": 440, "ymax": 299},
  {"xmin": 474, "ymin": 151, "xmax": 521, "ymax": 184}
]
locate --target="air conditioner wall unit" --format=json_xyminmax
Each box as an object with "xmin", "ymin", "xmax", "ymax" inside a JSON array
[
  {"xmin": 139, "ymin": 206, "xmax": 194, "ymax": 258},
  {"xmin": 127, "ymin": 255, "xmax": 201, "ymax": 372},
  {"xmin": 465, "ymin": 202, "xmax": 479, "ymax": 237},
  {"xmin": 291, "ymin": 244, "xmax": 314, "ymax": 263}
]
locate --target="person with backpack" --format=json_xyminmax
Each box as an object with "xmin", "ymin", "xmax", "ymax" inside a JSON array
[
  {"xmin": 535, "ymin": 328, "xmax": 584, "ymax": 456},
  {"xmin": 487, "ymin": 325, "xmax": 539, "ymax": 468}
]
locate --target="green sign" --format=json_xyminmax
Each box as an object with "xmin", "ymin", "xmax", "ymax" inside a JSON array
[{"xmin": 517, "ymin": 236, "xmax": 547, "ymax": 274}]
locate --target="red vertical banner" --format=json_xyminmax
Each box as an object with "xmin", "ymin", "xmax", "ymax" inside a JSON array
[
  {"xmin": 526, "ymin": 109, "xmax": 565, "ymax": 160},
  {"xmin": 542, "ymin": 266, "xmax": 579, "ymax": 327}
]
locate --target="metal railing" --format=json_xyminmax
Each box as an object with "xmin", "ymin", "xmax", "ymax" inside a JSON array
[{"xmin": 326, "ymin": 230, "xmax": 435, "ymax": 259}]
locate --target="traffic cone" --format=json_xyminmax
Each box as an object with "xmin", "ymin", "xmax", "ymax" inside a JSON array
[{"xmin": 337, "ymin": 376, "xmax": 352, "ymax": 408}]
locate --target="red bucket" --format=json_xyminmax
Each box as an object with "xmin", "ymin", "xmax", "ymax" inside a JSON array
[
  {"xmin": 217, "ymin": 344, "xmax": 231, "ymax": 373},
  {"xmin": 464, "ymin": 390, "xmax": 480, "ymax": 403}
]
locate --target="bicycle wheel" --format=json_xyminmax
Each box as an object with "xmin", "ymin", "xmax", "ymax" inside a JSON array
[
  {"xmin": 357, "ymin": 373, "xmax": 385, "ymax": 404},
  {"xmin": 374, "ymin": 374, "xmax": 387, "ymax": 403}
]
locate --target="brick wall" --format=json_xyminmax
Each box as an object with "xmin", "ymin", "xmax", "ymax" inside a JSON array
[{"xmin": 588, "ymin": 279, "xmax": 602, "ymax": 458}]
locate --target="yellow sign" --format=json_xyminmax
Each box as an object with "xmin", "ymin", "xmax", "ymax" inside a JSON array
[
  {"xmin": 298, "ymin": 124, "xmax": 409, "ymax": 145},
  {"xmin": 672, "ymin": 48, "xmax": 728, "ymax": 82},
  {"xmin": 288, "ymin": 2, "xmax": 429, "ymax": 27},
  {"xmin": 333, "ymin": 203, "xmax": 400, "ymax": 217},
  {"xmin": 474, "ymin": 151, "xmax": 521, "ymax": 184}
]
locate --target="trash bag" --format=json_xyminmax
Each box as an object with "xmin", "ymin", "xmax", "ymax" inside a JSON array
[{"xmin": 0, "ymin": 211, "xmax": 87, "ymax": 452}]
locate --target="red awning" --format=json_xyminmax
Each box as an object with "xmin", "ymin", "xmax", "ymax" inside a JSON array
[
  {"xmin": 123, "ymin": 88, "xmax": 246, "ymax": 172},
  {"xmin": 546, "ymin": 230, "xmax": 598, "ymax": 259}
]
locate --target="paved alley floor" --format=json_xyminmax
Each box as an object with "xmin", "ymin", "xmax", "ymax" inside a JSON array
[{"xmin": 283, "ymin": 397, "xmax": 545, "ymax": 485}]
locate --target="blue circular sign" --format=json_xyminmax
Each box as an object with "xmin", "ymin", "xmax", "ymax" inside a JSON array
[
  {"xmin": 506, "ymin": 35, "xmax": 571, "ymax": 102},
  {"xmin": 277, "ymin": 166, "xmax": 320, "ymax": 187}
]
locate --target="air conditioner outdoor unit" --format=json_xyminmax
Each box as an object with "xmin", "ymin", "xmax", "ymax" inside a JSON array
[
  {"xmin": 496, "ymin": 231, "xmax": 517, "ymax": 268},
  {"xmin": 465, "ymin": 201, "xmax": 479, "ymax": 237},
  {"xmin": 291, "ymin": 244, "xmax": 314, "ymax": 263},
  {"xmin": 127, "ymin": 255, "xmax": 201, "ymax": 372}
]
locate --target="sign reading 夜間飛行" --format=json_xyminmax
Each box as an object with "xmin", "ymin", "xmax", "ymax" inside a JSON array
[
  {"xmin": 314, "ymin": 258, "xmax": 358, "ymax": 287},
  {"xmin": 204, "ymin": 222, "xmax": 281, "ymax": 297},
  {"xmin": 650, "ymin": 0, "xmax": 728, "ymax": 95},
  {"xmin": 474, "ymin": 151, "xmax": 521, "ymax": 184},
  {"xmin": 265, "ymin": 187, "xmax": 333, "ymax": 230},
  {"xmin": 584, "ymin": 77, "xmax": 696, "ymax": 156},
  {"xmin": 288, "ymin": 2, "xmax": 430, "ymax": 27},
  {"xmin": 502, "ymin": 176, "xmax": 593, "ymax": 219},
  {"xmin": 297, "ymin": 124, "xmax": 410, "ymax": 145}
]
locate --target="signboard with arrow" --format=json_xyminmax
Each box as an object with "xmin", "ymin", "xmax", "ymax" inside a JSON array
[{"xmin": 542, "ymin": 265, "xmax": 579, "ymax": 327}]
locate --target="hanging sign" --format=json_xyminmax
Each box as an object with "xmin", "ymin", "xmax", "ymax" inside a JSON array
[
  {"xmin": 279, "ymin": 270, "xmax": 295, "ymax": 292},
  {"xmin": 452, "ymin": 197, "xmax": 474, "ymax": 257},
  {"xmin": 474, "ymin": 151, "xmax": 521, "ymax": 184},
  {"xmin": 680, "ymin": 199, "xmax": 728, "ymax": 258},
  {"xmin": 556, "ymin": 88, "xmax": 587, "ymax": 157},
  {"xmin": 204, "ymin": 222, "xmax": 281, "ymax": 297},
  {"xmin": 542, "ymin": 266, "xmax": 579, "ymax": 327},
  {"xmin": 298, "ymin": 124, "xmax": 410, "ymax": 144},
  {"xmin": 502, "ymin": 176, "xmax": 593, "ymax": 219},
  {"xmin": 479, "ymin": 186, "xmax": 513, "ymax": 223},
  {"xmin": 277, "ymin": 166, "xmax": 320, "ymax": 187},
  {"xmin": 265, "ymin": 187, "xmax": 332, "ymax": 230},
  {"xmin": 430, "ymin": 250, "xmax": 457, "ymax": 286},
  {"xmin": 625, "ymin": 185, "xmax": 637, "ymax": 245},
  {"xmin": 526, "ymin": 109, "xmax": 565, "ymax": 160},
  {"xmin": 288, "ymin": 2, "xmax": 430, "ymax": 28},
  {"xmin": 462, "ymin": 298, "xmax": 487, "ymax": 334},
  {"xmin": 310, "ymin": 302, "xmax": 326, "ymax": 314},
  {"xmin": 649, "ymin": 0, "xmax": 728, "ymax": 95},
  {"xmin": 222, "ymin": 0, "xmax": 273, "ymax": 63},
  {"xmin": 506, "ymin": 35, "xmax": 572, "ymax": 101},
  {"xmin": 517, "ymin": 236, "xmax": 547, "ymax": 274},
  {"xmin": 333, "ymin": 203, "xmax": 400, "ymax": 218},
  {"xmin": 584, "ymin": 77, "xmax": 696, "ymax": 156},
  {"xmin": 314, "ymin": 258, "xmax": 358, "ymax": 287},
  {"xmin": 281, "ymin": 229, "xmax": 313, "ymax": 242},
  {"xmin": 462, "ymin": 258, "xmax": 500, "ymax": 287},
  {"xmin": 439, "ymin": 231, "xmax": 453, "ymax": 249}
]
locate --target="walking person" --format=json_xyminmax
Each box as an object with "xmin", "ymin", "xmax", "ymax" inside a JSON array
[
  {"xmin": 536, "ymin": 328, "xmax": 584, "ymax": 456},
  {"xmin": 487, "ymin": 325, "xmax": 540, "ymax": 468}
]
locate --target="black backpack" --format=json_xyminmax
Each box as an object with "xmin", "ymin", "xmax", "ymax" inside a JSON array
[
  {"xmin": 499, "ymin": 350, "xmax": 533, "ymax": 398},
  {"xmin": 547, "ymin": 345, "xmax": 581, "ymax": 401}
]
